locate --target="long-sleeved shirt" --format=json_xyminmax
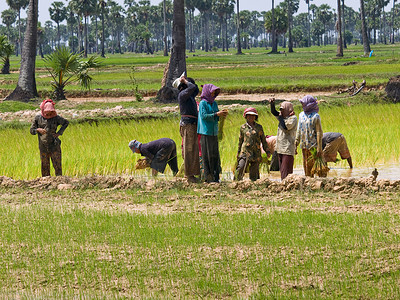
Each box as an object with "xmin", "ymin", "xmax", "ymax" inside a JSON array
[
  {"xmin": 30, "ymin": 114, "xmax": 69, "ymax": 153},
  {"xmin": 139, "ymin": 138, "xmax": 175, "ymax": 161},
  {"xmin": 197, "ymin": 100, "xmax": 219, "ymax": 136},
  {"xmin": 237, "ymin": 122, "xmax": 269, "ymax": 163},
  {"xmin": 178, "ymin": 82, "xmax": 199, "ymax": 125}
]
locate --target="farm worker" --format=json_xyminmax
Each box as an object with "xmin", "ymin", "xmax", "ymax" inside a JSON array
[
  {"xmin": 30, "ymin": 99, "xmax": 69, "ymax": 177},
  {"xmin": 265, "ymin": 135, "xmax": 279, "ymax": 171},
  {"xmin": 322, "ymin": 132, "xmax": 353, "ymax": 168},
  {"xmin": 295, "ymin": 95, "xmax": 323, "ymax": 177},
  {"xmin": 269, "ymin": 99, "xmax": 298, "ymax": 180},
  {"xmin": 129, "ymin": 138, "xmax": 179, "ymax": 176},
  {"xmin": 197, "ymin": 84, "xmax": 228, "ymax": 183},
  {"xmin": 234, "ymin": 107, "xmax": 270, "ymax": 181},
  {"xmin": 173, "ymin": 74, "xmax": 200, "ymax": 183}
]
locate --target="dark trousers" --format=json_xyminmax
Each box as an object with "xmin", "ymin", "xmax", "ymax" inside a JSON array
[
  {"xmin": 200, "ymin": 135, "xmax": 221, "ymax": 182},
  {"xmin": 40, "ymin": 149, "xmax": 62, "ymax": 177},
  {"xmin": 278, "ymin": 153, "xmax": 294, "ymax": 180},
  {"xmin": 235, "ymin": 156, "xmax": 260, "ymax": 181}
]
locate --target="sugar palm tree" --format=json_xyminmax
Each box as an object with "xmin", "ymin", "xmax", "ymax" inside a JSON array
[
  {"xmin": 5, "ymin": 0, "xmax": 39, "ymax": 101},
  {"xmin": 43, "ymin": 46, "xmax": 102, "ymax": 100},
  {"xmin": 49, "ymin": 1, "xmax": 67, "ymax": 47},
  {"xmin": 0, "ymin": 35, "xmax": 14, "ymax": 74},
  {"xmin": 157, "ymin": 0, "xmax": 186, "ymax": 102},
  {"xmin": 337, "ymin": 0, "xmax": 343, "ymax": 57},
  {"xmin": 359, "ymin": 0, "xmax": 371, "ymax": 55},
  {"xmin": 6, "ymin": 0, "xmax": 29, "ymax": 56}
]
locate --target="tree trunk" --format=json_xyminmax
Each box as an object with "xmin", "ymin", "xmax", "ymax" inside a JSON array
[
  {"xmin": 5, "ymin": 0, "xmax": 38, "ymax": 101},
  {"xmin": 156, "ymin": 0, "xmax": 186, "ymax": 103},
  {"xmin": 307, "ymin": 1, "xmax": 311, "ymax": 47},
  {"xmin": 336, "ymin": 0, "xmax": 343, "ymax": 56},
  {"xmin": 84, "ymin": 15, "xmax": 88, "ymax": 57},
  {"xmin": 288, "ymin": 0, "xmax": 293, "ymax": 53},
  {"xmin": 360, "ymin": 0, "xmax": 371, "ymax": 55},
  {"xmin": 163, "ymin": 0, "xmax": 168, "ymax": 56},
  {"xmin": 236, "ymin": 0, "xmax": 242, "ymax": 54},
  {"xmin": 342, "ymin": 0, "xmax": 346, "ymax": 48},
  {"xmin": 271, "ymin": 0, "xmax": 277, "ymax": 53},
  {"xmin": 18, "ymin": 9, "xmax": 22, "ymax": 56},
  {"xmin": 101, "ymin": 8, "xmax": 105, "ymax": 57}
]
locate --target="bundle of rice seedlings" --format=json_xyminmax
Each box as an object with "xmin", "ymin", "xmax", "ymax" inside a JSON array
[
  {"xmin": 135, "ymin": 158, "xmax": 150, "ymax": 169},
  {"xmin": 260, "ymin": 154, "xmax": 270, "ymax": 174},
  {"xmin": 218, "ymin": 115, "xmax": 226, "ymax": 141},
  {"xmin": 309, "ymin": 148, "xmax": 329, "ymax": 177}
]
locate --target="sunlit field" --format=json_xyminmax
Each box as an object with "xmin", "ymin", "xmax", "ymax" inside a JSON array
[
  {"xmin": 0, "ymin": 103, "xmax": 399, "ymax": 179},
  {"xmin": 1, "ymin": 44, "xmax": 400, "ymax": 95}
]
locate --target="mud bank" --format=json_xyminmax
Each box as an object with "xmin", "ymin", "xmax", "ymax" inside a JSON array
[{"xmin": 0, "ymin": 174, "xmax": 399, "ymax": 194}]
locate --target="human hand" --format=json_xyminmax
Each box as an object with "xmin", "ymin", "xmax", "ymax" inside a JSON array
[
  {"xmin": 37, "ymin": 128, "xmax": 47, "ymax": 135},
  {"xmin": 268, "ymin": 98, "xmax": 275, "ymax": 103},
  {"xmin": 217, "ymin": 109, "xmax": 228, "ymax": 117}
]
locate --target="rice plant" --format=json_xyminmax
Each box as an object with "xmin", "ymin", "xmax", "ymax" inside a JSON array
[{"xmin": 0, "ymin": 104, "xmax": 399, "ymax": 179}]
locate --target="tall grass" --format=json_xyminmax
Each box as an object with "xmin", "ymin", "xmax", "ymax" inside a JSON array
[{"xmin": 0, "ymin": 103, "xmax": 399, "ymax": 179}]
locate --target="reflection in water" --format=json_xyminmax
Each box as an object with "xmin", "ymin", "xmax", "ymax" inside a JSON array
[{"xmin": 223, "ymin": 163, "xmax": 400, "ymax": 181}]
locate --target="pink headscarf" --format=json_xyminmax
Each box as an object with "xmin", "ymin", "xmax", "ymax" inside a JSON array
[
  {"xmin": 40, "ymin": 99, "xmax": 57, "ymax": 118},
  {"xmin": 201, "ymin": 84, "xmax": 220, "ymax": 104}
]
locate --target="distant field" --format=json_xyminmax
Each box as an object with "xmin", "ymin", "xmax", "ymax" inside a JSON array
[{"xmin": 1, "ymin": 44, "xmax": 399, "ymax": 96}]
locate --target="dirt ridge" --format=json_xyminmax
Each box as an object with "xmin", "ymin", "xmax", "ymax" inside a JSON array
[{"xmin": 0, "ymin": 174, "xmax": 398, "ymax": 193}]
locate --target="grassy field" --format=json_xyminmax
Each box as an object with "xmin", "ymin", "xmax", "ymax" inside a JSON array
[
  {"xmin": 1, "ymin": 184, "xmax": 400, "ymax": 298},
  {"xmin": 0, "ymin": 100, "xmax": 399, "ymax": 179},
  {"xmin": 1, "ymin": 44, "xmax": 399, "ymax": 96}
]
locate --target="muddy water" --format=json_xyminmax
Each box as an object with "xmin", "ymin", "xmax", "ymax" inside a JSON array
[{"xmin": 221, "ymin": 163, "xmax": 400, "ymax": 181}]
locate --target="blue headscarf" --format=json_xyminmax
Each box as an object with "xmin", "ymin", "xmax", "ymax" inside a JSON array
[{"xmin": 129, "ymin": 140, "xmax": 142, "ymax": 153}]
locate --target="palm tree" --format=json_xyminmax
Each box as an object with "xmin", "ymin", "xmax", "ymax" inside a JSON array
[
  {"xmin": 5, "ymin": 0, "xmax": 39, "ymax": 101},
  {"xmin": 1, "ymin": 9, "xmax": 17, "ymax": 41},
  {"xmin": 98, "ymin": 0, "xmax": 107, "ymax": 57},
  {"xmin": 337, "ymin": 0, "xmax": 343, "ymax": 56},
  {"xmin": 305, "ymin": 0, "xmax": 312, "ymax": 46},
  {"xmin": 270, "ymin": 0, "xmax": 278, "ymax": 53},
  {"xmin": 70, "ymin": 0, "xmax": 97, "ymax": 57},
  {"xmin": 236, "ymin": 0, "xmax": 242, "ymax": 54},
  {"xmin": 43, "ymin": 46, "xmax": 101, "ymax": 100},
  {"xmin": 359, "ymin": 0, "xmax": 371, "ymax": 55},
  {"xmin": 194, "ymin": 0, "xmax": 213, "ymax": 52},
  {"xmin": 286, "ymin": 0, "xmax": 299, "ymax": 53},
  {"xmin": 0, "ymin": 35, "xmax": 14, "ymax": 74},
  {"xmin": 6, "ymin": 0, "xmax": 29, "ymax": 56},
  {"xmin": 157, "ymin": 0, "xmax": 186, "ymax": 102},
  {"xmin": 49, "ymin": 1, "xmax": 67, "ymax": 47}
]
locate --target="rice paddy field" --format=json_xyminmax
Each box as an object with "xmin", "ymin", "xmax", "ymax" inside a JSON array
[
  {"xmin": 0, "ymin": 102, "xmax": 399, "ymax": 179},
  {"xmin": 1, "ymin": 44, "xmax": 400, "ymax": 96},
  {"xmin": 1, "ymin": 44, "xmax": 400, "ymax": 298}
]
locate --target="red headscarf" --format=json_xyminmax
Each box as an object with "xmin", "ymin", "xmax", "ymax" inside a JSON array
[{"xmin": 40, "ymin": 99, "xmax": 57, "ymax": 118}]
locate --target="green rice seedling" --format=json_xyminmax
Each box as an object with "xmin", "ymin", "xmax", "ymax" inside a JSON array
[{"xmin": 0, "ymin": 103, "xmax": 399, "ymax": 179}]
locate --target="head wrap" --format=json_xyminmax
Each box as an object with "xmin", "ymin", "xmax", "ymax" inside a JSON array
[
  {"xmin": 129, "ymin": 140, "xmax": 142, "ymax": 153},
  {"xmin": 40, "ymin": 99, "xmax": 57, "ymax": 118},
  {"xmin": 279, "ymin": 101, "xmax": 295, "ymax": 118},
  {"xmin": 200, "ymin": 84, "xmax": 220, "ymax": 104},
  {"xmin": 299, "ymin": 95, "xmax": 319, "ymax": 114}
]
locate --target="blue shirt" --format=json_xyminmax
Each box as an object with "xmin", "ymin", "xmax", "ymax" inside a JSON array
[{"xmin": 197, "ymin": 100, "xmax": 219, "ymax": 136}]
